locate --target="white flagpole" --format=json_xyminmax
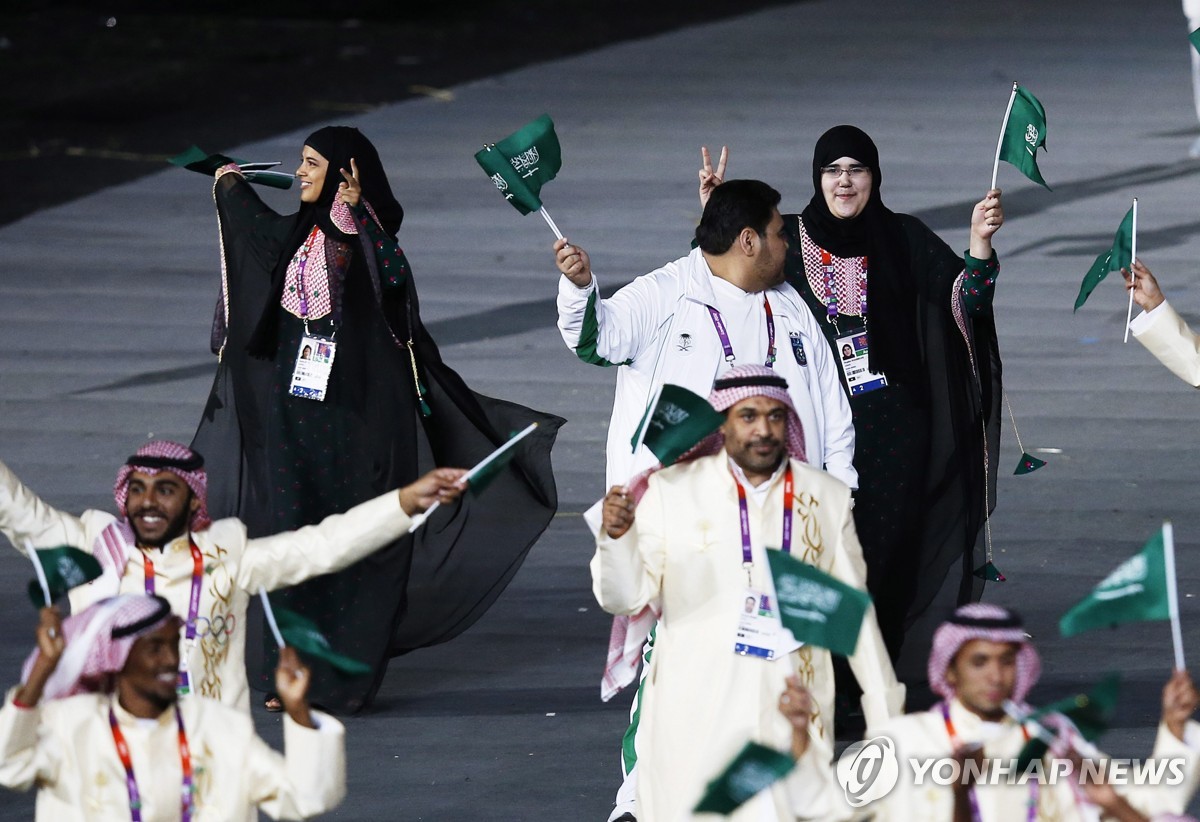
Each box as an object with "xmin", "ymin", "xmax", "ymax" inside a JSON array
[
  {"xmin": 1123, "ymin": 198, "xmax": 1139, "ymax": 344},
  {"xmin": 991, "ymin": 82, "xmax": 1019, "ymax": 191},
  {"xmin": 25, "ymin": 540, "xmax": 51, "ymax": 607},
  {"xmin": 258, "ymin": 586, "xmax": 286, "ymax": 649},
  {"xmin": 407, "ymin": 422, "xmax": 540, "ymax": 534},
  {"xmin": 1163, "ymin": 521, "xmax": 1186, "ymax": 670},
  {"xmin": 539, "ymin": 206, "xmax": 565, "ymax": 241}
]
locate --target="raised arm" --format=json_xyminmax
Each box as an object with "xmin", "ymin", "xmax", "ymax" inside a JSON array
[
  {"xmin": 590, "ymin": 483, "xmax": 665, "ymax": 616},
  {"xmin": 0, "ymin": 458, "xmax": 88, "ymax": 557}
]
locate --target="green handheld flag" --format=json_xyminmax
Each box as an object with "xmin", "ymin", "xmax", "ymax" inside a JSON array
[
  {"xmin": 272, "ymin": 605, "xmax": 372, "ymax": 676},
  {"xmin": 168, "ymin": 145, "xmax": 294, "ymax": 189},
  {"xmin": 995, "ymin": 83, "xmax": 1051, "ymax": 190},
  {"xmin": 1015, "ymin": 674, "xmax": 1120, "ymax": 771},
  {"xmin": 474, "ymin": 115, "xmax": 563, "ymax": 217},
  {"xmin": 767, "ymin": 550, "xmax": 871, "ymax": 657},
  {"xmin": 467, "ymin": 422, "xmax": 539, "ymax": 495},
  {"xmin": 26, "ymin": 545, "xmax": 102, "ymax": 608},
  {"xmin": 1074, "ymin": 204, "xmax": 1134, "ymax": 311},
  {"xmin": 1190, "ymin": 27, "xmax": 1200, "ymax": 54},
  {"xmin": 693, "ymin": 742, "xmax": 795, "ymax": 815},
  {"xmin": 1059, "ymin": 527, "xmax": 1171, "ymax": 637},
  {"xmin": 631, "ymin": 384, "xmax": 724, "ymax": 466}
]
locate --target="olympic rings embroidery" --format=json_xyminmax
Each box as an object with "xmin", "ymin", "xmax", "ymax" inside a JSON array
[{"xmin": 191, "ymin": 613, "xmax": 237, "ymax": 645}]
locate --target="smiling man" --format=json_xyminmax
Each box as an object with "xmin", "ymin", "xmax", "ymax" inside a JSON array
[
  {"xmin": 592, "ymin": 365, "xmax": 900, "ymax": 822},
  {"xmin": 0, "ymin": 595, "xmax": 344, "ymax": 820},
  {"xmin": 0, "ymin": 440, "xmax": 467, "ymax": 713}
]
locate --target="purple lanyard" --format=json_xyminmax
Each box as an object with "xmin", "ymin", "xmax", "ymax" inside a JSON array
[
  {"xmin": 705, "ymin": 295, "xmax": 776, "ymax": 367},
  {"xmin": 142, "ymin": 537, "xmax": 204, "ymax": 695},
  {"xmin": 732, "ymin": 466, "xmax": 794, "ymax": 581},
  {"xmin": 940, "ymin": 702, "xmax": 1037, "ymax": 822},
  {"xmin": 108, "ymin": 705, "xmax": 194, "ymax": 822}
]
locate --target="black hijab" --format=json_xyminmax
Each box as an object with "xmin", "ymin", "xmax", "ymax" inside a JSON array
[
  {"xmin": 800, "ymin": 125, "xmax": 920, "ymax": 385},
  {"xmin": 247, "ymin": 126, "xmax": 404, "ymax": 357}
]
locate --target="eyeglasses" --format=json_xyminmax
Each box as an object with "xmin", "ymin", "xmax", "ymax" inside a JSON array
[{"xmin": 820, "ymin": 165, "xmax": 871, "ymax": 180}]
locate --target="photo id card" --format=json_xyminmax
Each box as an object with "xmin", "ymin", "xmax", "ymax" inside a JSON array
[
  {"xmin": 836, "ymin": 331, "xmax": 887, "ymax": 396},
  {"xmin": 734, "ymin": 588, "xmax": 787, "ymax": 660},
  {"xmin": 288, "ymin": 334, "xmax": 337, "ymax": 401}
]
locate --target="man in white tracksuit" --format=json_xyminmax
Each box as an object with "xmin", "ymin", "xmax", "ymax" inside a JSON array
[{"xmin": 554, "ymin": 179, "xmax": 856, "ymax": 822}]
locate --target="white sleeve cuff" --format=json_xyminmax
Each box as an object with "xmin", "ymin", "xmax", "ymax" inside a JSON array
[{"xmin": 1129, "ymin": 299, "xmax": 1170, "ymax": 335}]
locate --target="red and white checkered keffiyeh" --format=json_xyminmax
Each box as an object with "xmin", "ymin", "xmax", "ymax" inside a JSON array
[
  {"xmin": 21, "ymin": 594, "xmax": 178, "ymax": 701},
  {"xmin": 601, "ymin": 365, "xmax": 807, "ymax": 701},
  {"xmin": 928, "ymin": 603, "xmax": 1041, "ymax": 704},
  {"xmin": 113, "ymin": 440, "xmax": 210, "ymax": 532}
]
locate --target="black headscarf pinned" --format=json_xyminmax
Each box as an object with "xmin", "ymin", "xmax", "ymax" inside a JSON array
[
  {"xmin": 800, "ymin": 125, "xmax": 920, "ymax": 386},
  {"xmin": 247, "ymin": 126, "xmax": 404, "ymax": 357}
]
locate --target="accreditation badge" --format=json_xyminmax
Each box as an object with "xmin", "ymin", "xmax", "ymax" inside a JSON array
[
  {"xmin": 734, "ymin": 588, "xmax": 787, "ymax": 660},
  {"xmin": 288, "ymin": 334, "xmax": 337, "ymax": 401},
  {"xmin": 836, "ymin": 331, "xmax": 887, "ymax": 396}
]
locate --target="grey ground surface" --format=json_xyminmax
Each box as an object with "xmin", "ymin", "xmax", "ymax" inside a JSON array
[{"xmin": 3, "ymin": 0, "xmax": 1200, "ymax": 818}]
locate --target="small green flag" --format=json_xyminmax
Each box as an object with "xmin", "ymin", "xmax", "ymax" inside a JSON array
[
  {"xmin": 693, "ymin": 742, "xmax": 795, "ymax": 815},
  {"xmin": 1190, "ymin": 27, "xmax": 1200, "ymax": 54},
  {"xmin": 1060, "ymin": 528, "xmax": 1170, "ymax": 637},
  {"xmin": 466, "ymin": 424, "xmax": 537, "ymax": 495},
  {"xmin": 972, "ymin": 561, "xmax": 1007, "ymax": 582},
  {"xmin": 1016, "ymin": 674, "xmax": 1120, "ymax": 771},
  {"xmin": 474, "ymin": 114, "xmax": 563, "ymax": 216},
  {"xmin": 1074, "ymin": 206, "xmax": 1134, "ymax": 311},
  {"xmin": 27, "ymin": 546, "xmax": 102, "ymax": 607},
  {"xmin": 998, "ymin": 85, "xmax": 1051, "ymax": 190},
  {"xmin": 168, "ymin": 146, "xmax": 293, "ymax": 189},
  {"xmin": 1014, "ymin": 452, "xmax": 1047, "ymax": 475},
  {"xmin": 767, "ymin": 550, "xmax": 872, "ymax": 657},
  {"xmin": 274, "ymin": 606, "xmax": 372, "ymax": 676},
  {"xmin": 632, "ymin": 384, "xmax": 724, "ymax": 465}
]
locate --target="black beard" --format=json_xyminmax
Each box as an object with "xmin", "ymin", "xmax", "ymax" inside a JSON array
[{"xmin": 130, "ymin": 505, "xmax": 191, "ymax": 549}]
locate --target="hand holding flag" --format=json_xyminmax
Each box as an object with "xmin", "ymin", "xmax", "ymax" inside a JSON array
[
  {"xmin": 258, "ymin": 587, "xmax": 372, "ymax": 676},
  {"xmin": 169, "ymin": 145, "xmax": 294, "ymax": 189}
]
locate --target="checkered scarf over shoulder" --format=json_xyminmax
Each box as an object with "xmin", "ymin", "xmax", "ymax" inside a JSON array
[
  {"xmin": 22, "ymin": 594, "xmax": 178, "ymax": 701},
  {"xmin": 927, "ymin": 603, "xmax": 1041, "ymax": 703},
  {"xmin": 113, "ymin": 440, "xmax": 210, "ymax": 531}
]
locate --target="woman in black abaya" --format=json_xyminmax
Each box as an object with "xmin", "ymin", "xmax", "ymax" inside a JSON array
[{"xmin": 193, "ymin": 126, "xmax": 561, "ymax": 713}]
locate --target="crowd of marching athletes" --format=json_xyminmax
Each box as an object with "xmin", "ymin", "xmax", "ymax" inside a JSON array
[{"xmin": 5, "ymin": 39, "xmax": 1200, "ymax": 819}]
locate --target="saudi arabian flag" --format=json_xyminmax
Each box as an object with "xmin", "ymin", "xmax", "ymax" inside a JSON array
[
  {"xmin": 474, "ymin": 114, "xmax": 563, "ymax": 216},
  {"xmin": 274, "ymin": 606, "xmax": 372, "ymax": 676},
  {"xmin": 1016, "ymin": 673, "xmax": 1120, "ymax": 771},
  {"xmin": 26, "ymin": 546, "xmax": 102, "ymax": 607},
  {"xmin": 1073, "ymin": 205, "xmax": 1134, "ymax": 311},
  {"xmin": 1060, "ymin": 529, "xmax": 1171, "ymax": 637},
  {"xmin": 768, "ymin": 550, "xmax": 872, "ymax": 657},
  {"xmin": 693, "ymin": 742, "xmax": 795, "ymax": 815},
  {"xmin": 631, "ymin": 384, "xmax": 724, "ymax": 465},
  {"xmin": 168, "ymin": 145, "xmax": 294, "ymax": 189},
  {"xmin": 997, "ymin": 85, "xmax": 1051, "ymax": 190},
  {"xmin": 465, "ymin": 422, "xmax": 538, "ymax": 496}
]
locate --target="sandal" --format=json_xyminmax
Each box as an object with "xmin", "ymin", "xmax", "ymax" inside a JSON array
[{"xmin": 264, "ymin": 695, "xmax": 283, "ymax": 712}]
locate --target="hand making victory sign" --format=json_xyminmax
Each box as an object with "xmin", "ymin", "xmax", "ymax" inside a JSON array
[
  {"xmin": 698, "ymin": 145, "xmax": 728, "ymax": 208},
  {"xmin": 338, "ymin": 157, "xmax": 361, "ymax": 207}
]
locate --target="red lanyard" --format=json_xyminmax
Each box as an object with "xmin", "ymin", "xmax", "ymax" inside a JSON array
[
  {"xmin": 142, "ymin": 537, "xmax": 204, "ymax": 694},
  {"xmin": 731, "ymin": 464, "xmax": 793, "ymax": 584},
  {"xmin": 940, "ymin": 702, "xmax": 1035, "ymax": 822},
  {"xmin": 108, "ymin": 704, "xmax": 194, "ymax": 822},
  {"xmin": 705, "ymin": 295, "xmax": 777, "ymax": 367}
]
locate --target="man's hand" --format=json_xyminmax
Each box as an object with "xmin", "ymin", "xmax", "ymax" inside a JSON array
[
  {"xmin": 337, "ymin": 157, "xmax": 361, "ymax": 207},
  {"xmin": 698, "ymin": 145, "xmax": 728, "ymax": 209},
  {"xmin": 1161, "ymin": 668, "xmax": 1198, "ymax": 742},
  {"xmin": 275, "ymin": 646, "xmax": 316, "ymax": 729},
  {"xmin": 601, "ymin": 486, "xmax": 634, "ymax": 539},
  {"xmin": 398, "ymin": 467, "xmax": 469, "ymax": 517},
  {"xmin": 1122, "ymin": 259, "xmax": 1165, "ymax": 312},
  {"xmin": 968, "ymin": 188, "xmax": 1004, "ymax": 258},
  {"xmin": 554, "ymin": 238, "xmax": 592, "ymax": 288},
  {"xmin": 778, "ymin": 675, "xmax": 813, "ymax": 759},
  {"xmin": 14, "ymin": 607, "xmax": 65, "ymax": 707}
]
